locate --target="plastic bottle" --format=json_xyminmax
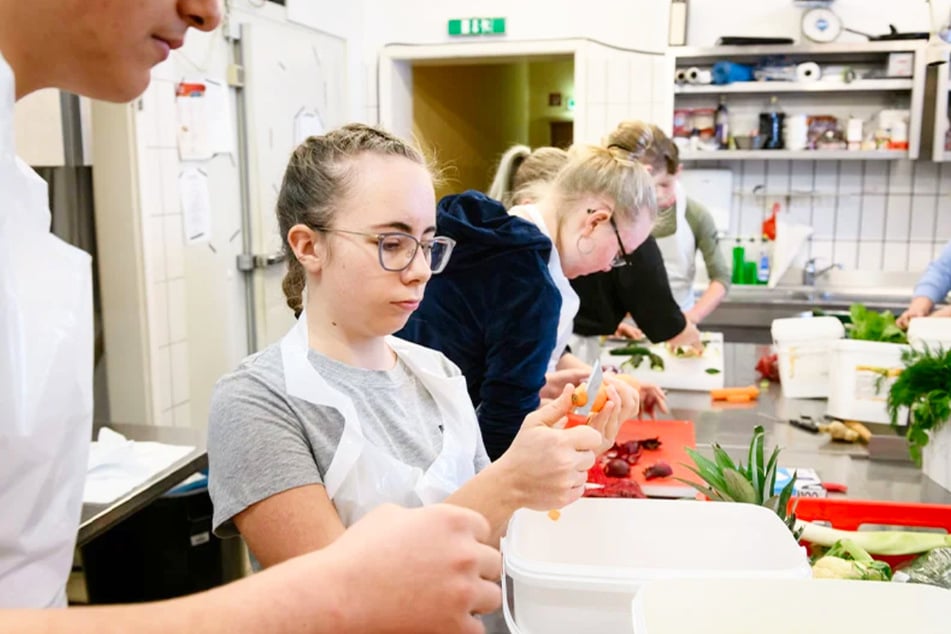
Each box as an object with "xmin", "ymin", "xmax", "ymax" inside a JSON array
[
  {"xmin": 715, "ymin": 96, "xmax": 729, "ymax": 149},
  {"xmin": 731, "ymin": 238, "xmax": 745, "ymax": 284},
  {"xmin": 757, "ymin": 237, "xmax": 771, "ymax": 284},
  {"xmin": 759, "ymin": 96, "xmax": 785, "ymax": 150}
]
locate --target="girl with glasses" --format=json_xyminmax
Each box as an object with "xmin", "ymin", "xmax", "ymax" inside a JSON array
[
  {"xmin": 399, "ymin": 126, "xmax": 661, "ymax": 460},
  {"xmin": 206, "ymin": 124, "xmax": 638, "ymax": 569}
]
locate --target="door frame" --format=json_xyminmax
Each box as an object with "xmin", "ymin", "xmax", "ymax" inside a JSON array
[{"xmin": 378, "ymin": 39, "xmax": 588, "ymax": 143}]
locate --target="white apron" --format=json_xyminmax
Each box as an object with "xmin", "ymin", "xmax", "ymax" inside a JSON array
[
  {"xmin": 655, "ymin": 182, "xmax": 697, "ymax": 311},
  {"xmin": 509, "ymin": 204, "xmax": 580, "ymax": 372},
  {"xmin": 279, "ymin": 313, "xmax": 479, "ymax": 526},
  {"xmin": 0, "ymin": 54, "xmax": 93, "ymax": 608}
]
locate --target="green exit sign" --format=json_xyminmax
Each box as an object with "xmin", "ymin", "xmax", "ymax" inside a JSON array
[{"xmin": 448, "ymin": 17, "xmax": 506, "ymax": 37}]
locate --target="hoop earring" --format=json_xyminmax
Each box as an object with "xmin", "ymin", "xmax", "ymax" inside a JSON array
[{"xmin": 576, "ymin": 234, "xmax": 595, "ymax": 255}]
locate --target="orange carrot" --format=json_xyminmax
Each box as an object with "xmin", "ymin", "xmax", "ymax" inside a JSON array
[{"xmin": 711, "ymin": 385, "xmax": 760, "ymax": 401}]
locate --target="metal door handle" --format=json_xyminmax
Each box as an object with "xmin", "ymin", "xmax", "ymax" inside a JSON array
[{"xmin": 236, "ymin": 252, "xmax": 286, "ymax": 271}]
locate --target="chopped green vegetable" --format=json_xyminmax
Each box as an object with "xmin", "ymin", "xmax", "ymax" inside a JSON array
[
  {"xmin": 847, "ymin": 303, "xmax": 907, "ymax": 344},
  {"xmin": 812, "ymin": 539, "xmax": 892, "ymax": 581},
  {"xmin": 613, "ymin": 346, "xmax": 665, "ymax": 372},
  {"xmin": 797, "ymin": 521, "xmax": 951, "ymax": 555},
  {"xmin": 887, "ymin": 346, "xmax": 951, "ymax": 465},
  {"xmin": 704, "ymin": 368, "xmax": 721, "ymax": 375}
]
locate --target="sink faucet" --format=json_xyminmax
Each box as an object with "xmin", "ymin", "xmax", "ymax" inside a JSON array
[{"xmin": 802, "ymin": 258, "xmax": 843, "ymax": 286}]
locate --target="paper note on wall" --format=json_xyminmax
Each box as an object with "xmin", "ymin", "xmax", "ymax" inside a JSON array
[
  {"xmin": 203, "ymin": 79, "xmax": 234, "ymax": 155},
  {"xmin": 176, "ymin": 81, "xmax": 212, "ymax": 161},
  {"xmin": 179, "ymin": 168, "xmax": 212, "ymax": 244}
]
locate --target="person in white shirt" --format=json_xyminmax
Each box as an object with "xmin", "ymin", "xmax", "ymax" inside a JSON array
[{"xmin": 0, "ymin": 1, "xmax": 504, "ymax": 632}]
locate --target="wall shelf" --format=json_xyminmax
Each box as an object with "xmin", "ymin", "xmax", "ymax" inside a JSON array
[
  {"xmin": 674, "ymin": 79, "xmax": 913, "ymax": 95},
  {"xmin": 681, "ymin": 149, "xmax": 909, "ymax": 161}
]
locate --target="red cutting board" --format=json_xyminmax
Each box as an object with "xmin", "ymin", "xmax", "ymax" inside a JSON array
[{"xmin": 607, "ymin": 419, "xmax": 698, "ymax": 498}]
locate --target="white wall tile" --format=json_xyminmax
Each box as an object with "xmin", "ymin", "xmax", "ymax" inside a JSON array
[
  {"xmin": 910, "ymin": 195, "xmax": 938, "ymax": 241},
  {"xmin": 908, "ymin": 241, "xmax": 935, "ymax": 273},
  {"xmin": 765, "ymin": 160, "xmax": 789, "ymax": 193},
  {"xmin": 145, "ymin": 217, "xmax": 166, "ymax": 284},
  {"xmin": 172, "ymin": 403, "xmax": 191, "ymax": 428},
  {"xmin": 786, "ymin": 197, "xmax": 812, "ymax": 226},
  {"xmin": 862, "ymin": 161, "xmax": 889, "ymax": 195},
  {"xmin": 585, "ymin": 57, "xmax": 607, "ymax": 105},
  {"xmin": 740, "ymin": 160, "xmax": 765, "ymax": 190},
  {"xmin": 813, "ymin": 161, "xmax": 838, "ymax": 193},
  {"xmin": 584, "ymin": 104, "xmax": 607, "ymax": 144},
  {"xmin": 935, "ymin": 240, "xmax": 950, "ymax": 261},
  {"xmin": 884, "ymin": 194, "xmax": 912, "ymax": 240},
  {"xmin": 888, "ymin": 161, "xmax": 914, "ymax": 194},
  {"xmin": 150, "ymin": 280, "xmax": 170, "ymax": 348},
  {"xmin": 159, "ymin": 148, "xmax": 181, "ymax": 215},
  {"xmin": 838, "ymin": 162, "xmax": 863, "ymax": 194},
  {"xmin": 154, "ymin": 80, "xmax": 178, "ymax": 148},
  {"xmin": 155, "ymin": 406, "xmax": 174, "ymax": 427},
  {"xmin": 860, "ymin": 195, "xmax": 886, "ymax": 241},
  {"xmin": 882, "ymin": 241, "xmax": 909, "ymax": 271},
  {"xmin": 914, "ymin": 161, "xmax": 940, "ymax": 195},
  {"xmin": 738, "ymin": 198, "xmax": 762, "ymax": 238},
  {"xmin": 936, "ymin": 194, "xmax": 951, "ymax": 241},
  {"xmin": 810, "ymin": 240, "xmax": 834, "ymax": 264},
  {"xmin": 857, "ymin": 241, "xmax": 883, "ymax": 270},
  {"xmin": 833, "ymin": 240, "xmax": 859, "ymax": 269},
  {"xmin": 940, "ymin": 164, "xmax": 951, "ymax": 194},
  {"xmin": 606, "ymin": 103, "xmax": 631, "ymax": 132},
  {"xmin": 811, "ymin": 198, "xmax": 836, "ymax": 240},
  {"xmin": 789, "ymin": 160, "xmax": 814, "ymax": 192},
  {"xmin": 167, "ymin": 277, "xmax": 189, "ymax": 343},
  {"xmin": 140, "ymin": 149, "xmax": 163, "ymax": 218},
  {"xmin": 163, "ymin": 215, "xmax": 185, "ymax": 279},
  {"xmin": 606, "ymin": 57, "xmax": 631, "ymax": 105},
  {"xmin": 834, "ymin": 196, "xmax": 860, "ymax": 240},
  {"xmin": 154, "ymin": 346, "xmax": 172, "ymax": 413},
  {"xmin": 138, "ymin": 86, "xmax": 161, "ymax": 149},
  {"xmin": 170, "ymin": 341, "xmax": 190, "ymax": 405}
]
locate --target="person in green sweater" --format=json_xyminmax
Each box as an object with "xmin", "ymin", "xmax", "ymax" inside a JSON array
[{"xmin": 607, "ymin": 122, "xmax": 731, "ymax": 326}]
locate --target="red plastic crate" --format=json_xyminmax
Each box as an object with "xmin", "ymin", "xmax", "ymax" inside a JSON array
[{"xmin": 790, "ymin": 497, "xmax": 951, "ymax": 568}]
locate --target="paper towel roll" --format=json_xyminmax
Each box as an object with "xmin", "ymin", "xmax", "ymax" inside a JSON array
[
  {"xmin": 675, "ymin": 68, "xmax": 688, "ymax": 84},
  {"xmin": 796, "ymin": 62, "xmax": 821, "ymax": 82},
  {"xmin": 686, "ymin": 67, "xmax": 712, "ymax": 85}
]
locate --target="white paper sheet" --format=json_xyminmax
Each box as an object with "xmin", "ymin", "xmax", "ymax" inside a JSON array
[
  {"xmin": 83, "ymin": 427, "xmax": 195, "ymax": 505},
  {"xmin": 179, "ymin": 167, "xmax": 212, "ymax": 244}
]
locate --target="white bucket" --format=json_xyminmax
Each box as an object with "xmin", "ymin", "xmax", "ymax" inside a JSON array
[
  {"xmin": 632, "ymin": 578, "xmax": 951, "ymax": 634},
  {"xmin": 826, "ymin": 339, "xmax": 909, "ymax": 424},
  {"xmin": 908, "ymin": 317, "xmax": 951, "ymax": 351},
  {"xmin": 771, "ymin": 316, "xmax": 845, "ymax": 398},
  {"xmin": 501, "ymin": 499, "xmax": 810, "ymax": 634},
  {"xmin": 923, "ymin": 421, "xmax": 951, "ymax": 493}
]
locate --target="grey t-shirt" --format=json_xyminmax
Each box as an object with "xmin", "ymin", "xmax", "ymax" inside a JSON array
[{"xmin": 207, "ymin": 342, "xmax": 492, "ymax": 537}]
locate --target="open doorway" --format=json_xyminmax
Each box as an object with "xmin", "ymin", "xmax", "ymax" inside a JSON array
[
  {"xmin": 412, "ymin": 57, "xmax": 574, "ymax": 198},
  {"xmin": 406, "ymin": 55, "xmax": 575, "ymax": 199}
]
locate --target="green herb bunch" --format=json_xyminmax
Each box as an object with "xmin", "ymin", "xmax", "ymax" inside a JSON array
[
  {"xmin": 887, "ymin": 345, "xmax": 951, "ymax": 465},
  {"xmin": 680, "ymin": 425, "xmax": 801, "ymax": 538}
]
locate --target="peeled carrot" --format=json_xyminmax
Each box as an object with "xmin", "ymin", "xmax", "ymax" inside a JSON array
[
  {"xmin": 571, "ymin": 374, "xmax": 640, "ymax": 414},
  {"xmin": 711, "ymin": 385, "xmax": 760, "ymax": 401},
  {"xmin": 725, "ymin": 393, "xmax": 753, "ymax": 403}
]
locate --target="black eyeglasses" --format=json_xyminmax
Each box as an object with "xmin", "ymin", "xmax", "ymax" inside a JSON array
[
  {"xmin": 587, "ymin": 209, "xmax": 629, "ymax": 268},
  {"xmin": 317, "ymin": 228, "xmax": 456, "ymax": 274}
]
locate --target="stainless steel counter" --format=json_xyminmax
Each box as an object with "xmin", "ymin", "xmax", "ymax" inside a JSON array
[{"xmin": 657, "ymin": 342, "xmax": 951, "ymax": 505}]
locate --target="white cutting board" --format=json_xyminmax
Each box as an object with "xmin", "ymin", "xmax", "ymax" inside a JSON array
[{"xmin": 601, "ymin": 331, "xmax": 725, "ymax": 392}]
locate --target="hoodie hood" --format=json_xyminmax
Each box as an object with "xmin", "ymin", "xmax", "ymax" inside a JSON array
[{"xmin": 436, "ymin": 190, "xmax": 552, "ymax": 270}]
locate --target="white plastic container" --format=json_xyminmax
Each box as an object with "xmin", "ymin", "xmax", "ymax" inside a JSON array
[
  {"xmin": 908, "ymin": 317, "xmax": 951, "ymax": 351},
  {"xmin": 770, "ymin": 316, "xmax": 845, "ymax": 398},
  {"xmin": 923, "ymin": 422, "xmax": 951, "ymax": 493},
  {"xmin": 501, "ymin": 499, "xmax": 811, "ymax": 634},
  {"xmin": 632, "ymin": 578, "xmax": 951, "ymax": 634},
  {"xmin": 826, "ymin": 338, "xmax": 909, "ymax": 424}
]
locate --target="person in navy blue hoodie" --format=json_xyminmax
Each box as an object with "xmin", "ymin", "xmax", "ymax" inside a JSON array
[
  {"xmin": 399, "ymin": 139, "xmax": 659, "ymax": 460},
  {"xmin": 398, "ymin": 191, "xmax": 561, "ymax": 459}
]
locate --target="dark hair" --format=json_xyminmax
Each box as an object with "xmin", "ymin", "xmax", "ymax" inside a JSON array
[
  {"xmin": 277, "ymin": 123, "xmax": 429, "ymax": 317},
  {"xmin": 608, "ymin": 121, "xmax": 679, "ymax": 175}
]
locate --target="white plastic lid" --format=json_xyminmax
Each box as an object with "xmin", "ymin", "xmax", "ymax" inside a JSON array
[
  {"xmin": 771, "ymin": 316, "xmax": 845, "ymax": 343},
  {"xmin": 907, "ymin": 317, "xmax": 951, "ymax": 349}
]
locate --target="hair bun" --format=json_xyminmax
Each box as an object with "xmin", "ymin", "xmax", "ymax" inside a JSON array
[{"xmin": 606, "ymin": 122, "xmax": 654, "ymax": 161}]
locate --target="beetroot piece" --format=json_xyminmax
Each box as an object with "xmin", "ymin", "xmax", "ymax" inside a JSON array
[
  {"xmin": 584, "ymin": 479, "xmax": 646, "ymax": 498},
  {"xmin": 604, "ymin": 458, "xmax": 631, "ymax": 478},
  {"xmin": 643, "ymin": 461, "xmax": 673, "ymax": 480}
]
